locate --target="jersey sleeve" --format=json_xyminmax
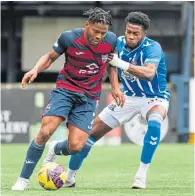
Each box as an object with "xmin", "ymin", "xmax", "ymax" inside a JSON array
[
  {"xmin": 106, "ymin": 32, "xmax": 117, "ymax": 53},
  {"xmin": 143, "ymin": 43, "xmax": 162, "ymax": 66},
  {"xmin": 53, "ymin": 31, "xmax": 72, "ymax": 55},
  {"xmin": 116, "ymin": 36, "xmax": 124, "ymax": 56}
]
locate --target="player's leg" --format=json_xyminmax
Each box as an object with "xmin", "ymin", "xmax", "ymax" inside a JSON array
[
  {"xmin": 12, "ymin": 116, "xmax": 63, "ymax": 190},
  {"xmin": 42, "ymin": 96, "xmax": 134, "ymax": 187},
  {"xmin": 44, "ymin": 123, "xmax": 92, "ymax": 188},
  {"xmin": 65, "ymin": 115, "xmax": 116, "ymax": 187},
  {"xmin": 132, "ymin": 99, "xmax": 169, "ymax": 189},
  {"xmin": 43, "ymin": 94, "xmax": 97, "ymax": 164},
  {"xmin": 12, "ymin": 88, "xmax": 73, "ymax": 190},
  {"xmin": 65, "ymin": 98, "xmax": 136, "ymax": 187},
  {"xmin": 54, "ymin": 123, "xmax": 90, "ymax": 155}
]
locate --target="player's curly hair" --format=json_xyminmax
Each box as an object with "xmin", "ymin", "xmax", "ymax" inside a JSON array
[
  {"xmin": 83, "ymin": 7, "xmax": 113, "ymax": 26},
  {"xmin": 125, "ymin": 11, "xmax": 150, "ymax": 31}
]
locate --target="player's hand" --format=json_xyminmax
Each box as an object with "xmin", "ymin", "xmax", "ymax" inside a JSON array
[
  {"xmin": 21, "ymin": 68, "xmax": 38, "ymax": 88},
  {"xmin": 107, "ymin": 53, "xmax": 130, "ymax": 71},
  {"xmin": 106, "ymin": 53, "xmax": 115, "ymax": 64},
  {"xmin": 111, "ymin": 88, "xmax": 125, "ymax": 107}
]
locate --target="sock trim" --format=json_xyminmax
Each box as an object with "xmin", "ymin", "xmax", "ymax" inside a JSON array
[
  {"xmin": 88, "ymin": 136, "xmax": 96, "ymax": 143},
  {"xmin": 31, "ymin": 140, "xmax": 45, "ymax": 150},
  {"xmin": 148, "ymin": 113, "xmax": 163, "ymax": 124}
]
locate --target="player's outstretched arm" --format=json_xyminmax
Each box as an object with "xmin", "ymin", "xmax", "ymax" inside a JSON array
[
  {"xmin": 107, "ymin": 65, "xmax": 125, "ymax": 107},
  {"xmin": 108, "ymin": 53, "xmax": 156, "ymax": 81},
  {"xmin": 21, "ymin": 49, "xmax": 60, "ymax": 88}
]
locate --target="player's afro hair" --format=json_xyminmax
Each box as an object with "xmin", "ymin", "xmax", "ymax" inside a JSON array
[
  {"xmin": 125, "ymin": 11, "xmax": 150, "ymax": 31},
  {"xmin": 83, "ymin": 7, "xmax": 113, "ymax": 26}
]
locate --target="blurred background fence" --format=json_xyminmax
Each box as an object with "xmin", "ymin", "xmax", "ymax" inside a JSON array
[{"xmin": 1, "ymin": 1, "xmax": 194, "ymax": 144}]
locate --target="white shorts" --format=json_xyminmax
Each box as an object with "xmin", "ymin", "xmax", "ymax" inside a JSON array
[{"xmin": 99, "ymin": 96, "xmax": 169, "ymax": 128}]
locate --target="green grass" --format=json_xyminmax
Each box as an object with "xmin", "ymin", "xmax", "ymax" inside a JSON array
[{"xmin": 1, "ymin": 144, "xmax": 194, "ymax": 196}]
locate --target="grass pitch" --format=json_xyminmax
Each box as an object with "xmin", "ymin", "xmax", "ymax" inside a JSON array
[{"xmin": 1, "ymin": 144, "xmax": 194, "ymax": 196}]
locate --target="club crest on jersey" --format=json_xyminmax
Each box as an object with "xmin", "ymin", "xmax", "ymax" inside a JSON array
[
  {"xmin": 108, "ymin": 103, "xmax": 117, "ymax": 111},
  {"xmin": 101, "ymin": 54, "xmax": 108, "ymax": 63}
]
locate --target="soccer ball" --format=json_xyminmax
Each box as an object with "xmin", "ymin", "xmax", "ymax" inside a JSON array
[{"xmin": 37, "ymin": 162, "xmax": 66, "ymax": 190}]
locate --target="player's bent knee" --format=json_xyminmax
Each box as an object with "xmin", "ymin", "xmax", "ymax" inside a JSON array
[
  {"xmin": 69, "ymin": 140, "xmax": 84, "ymax": 154},
  {"xmin": 36, "ymin": 126, "xmax": 53, "ymax": 144}
]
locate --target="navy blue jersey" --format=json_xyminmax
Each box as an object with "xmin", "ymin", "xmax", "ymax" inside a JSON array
[
  {"xmin": 117, "ymin": 36, "xmax": 170, "ymax": 100},
  {"xmin": 53, "ymin": 28, "xmax": 117, "ymax": 100}
]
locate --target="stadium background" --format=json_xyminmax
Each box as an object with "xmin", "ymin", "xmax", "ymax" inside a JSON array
[{"xmin": 1, "ymin": 1, "xmax": 194, "ymax": 196}]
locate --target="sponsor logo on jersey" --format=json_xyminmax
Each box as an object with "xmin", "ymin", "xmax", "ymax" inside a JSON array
[
  {"xmin": 79, "ymin": 63, "xmax": 99, "ymax": 74},
  {"xmin": 121, "ymin": 70, "xmax": 135, "ymax": 81},
  {"xmin": 130, "ymin": 58, "xmax": 137, "ymax": 65}
]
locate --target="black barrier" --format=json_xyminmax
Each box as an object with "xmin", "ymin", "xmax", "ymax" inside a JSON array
[
  {"xmin": 1, "ymin": 88, "xmax": 32, "ymax": 143},
  {"xmin": 1, "ymin": 84, "xmax": 176, "ymax": 144}
]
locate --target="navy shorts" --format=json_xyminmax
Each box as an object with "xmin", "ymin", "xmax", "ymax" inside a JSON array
[{"xmin": 42, "ymin": 88, "xmax": 97, "ymax": 133}]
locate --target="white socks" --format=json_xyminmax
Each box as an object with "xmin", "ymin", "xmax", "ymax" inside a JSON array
[
  {"xmin": 136, "ymin": 162, "xmax": 149, "ymax": 178},
  {"xmin": 66, "ymin": 168, "xmax": 77, "ymax": 182}
]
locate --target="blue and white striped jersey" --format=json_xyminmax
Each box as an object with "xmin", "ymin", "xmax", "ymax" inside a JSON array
[{"xmin": 117, "ymin": 36, "xmax": 170, "ymax": 101}]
